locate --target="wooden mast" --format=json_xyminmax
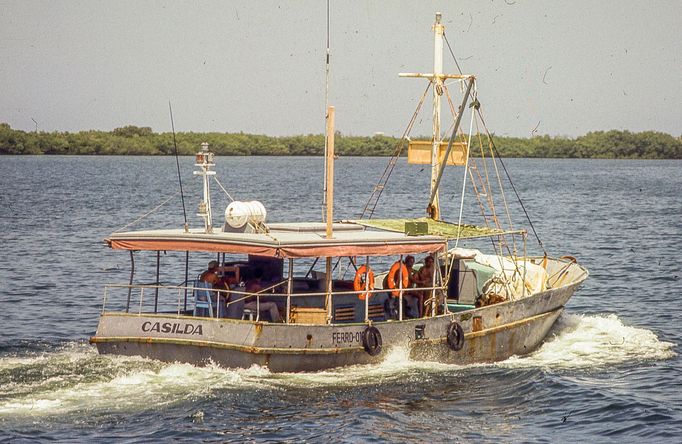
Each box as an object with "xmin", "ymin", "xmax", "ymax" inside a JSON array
[
  {"xmin": 400, "ymin": 13, "xmax": 473, "ymax": 219},
  {"xmin": 325, "ymin": 106, "xmax": 335, "ymax": 238},
  {"xmin": 399, "ymin": 13, "xmax": 447, "ymax": 220},
  {"xmin": 429, "ymin": 12, "xmax": 444, "ymax": 220},
  {"xmin": 324, "ymin": 105, "xmax": 335, "ymax": 322}
]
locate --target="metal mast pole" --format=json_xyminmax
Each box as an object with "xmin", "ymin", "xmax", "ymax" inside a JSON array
[
  {"xmin": 325, "ymin": 105, "xmax": 335, "ymax": 323},
  {"xmin": 194, "ymin": 142, "xmax": 215, "ymax": 233},
  {"xmin": 429, "ymin": 12, "xmax": 445, "ymax": 220}
]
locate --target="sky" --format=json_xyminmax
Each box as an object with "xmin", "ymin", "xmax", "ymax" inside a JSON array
[{"xmin": 1, "ymin": 0, "xmax": 680, "ymax": 138}]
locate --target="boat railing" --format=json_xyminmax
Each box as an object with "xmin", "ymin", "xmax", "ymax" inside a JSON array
[
  {"xmin": 101, "ymin": 281, "xmax": 448, "ymax": 323},
  {"xmin": 101, "ymin": 283, "xmax": 227, "ymax": 316}
]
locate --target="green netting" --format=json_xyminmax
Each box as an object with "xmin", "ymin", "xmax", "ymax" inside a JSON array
[{"xmin": 352, "ymin": 218, "xmax": 521, "ymax": 240}]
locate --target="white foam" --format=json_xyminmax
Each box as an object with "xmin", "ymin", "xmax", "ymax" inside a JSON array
[
  {"xmin": 0, "ymin": 314, "xmax": 675, "ymax": 417},
  {"xmin": 266, "ymin": 344, "xmax": 461, "ymax": 388},
  {"xmin": 270, "ymin": 313, "xmax": 677, "ymax": 386},
  {"xmin": 0, "ymin": 352, "xmax": 259, "ymax": 417},
  {"xmin": 502, "ymin": 313, "xmax": 677, "ymax": 369},
  {"xmin": 0, "ymin": 342, "xmax": 95, "ymax": 371},
  {"xmin": 0, "ymin": 398, "xmax": 63, "ymax": 413}
]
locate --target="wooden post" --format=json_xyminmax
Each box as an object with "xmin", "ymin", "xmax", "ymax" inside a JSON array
[
  {"xmin": 325, "ymin": 105, "xmax": 335, "ymax": 237},
  {"xmin": 325, "ymin": 105, "xmax": 335, "ymax": 323}
]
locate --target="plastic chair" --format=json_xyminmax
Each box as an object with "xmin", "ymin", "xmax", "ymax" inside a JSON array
[
  {"xmin": 241, "ymin": 308, "xmax": 255, "ymax": 321},
  {"xmin": 194, "ymin": 280, "xmax": 214, "ymax": 318}
]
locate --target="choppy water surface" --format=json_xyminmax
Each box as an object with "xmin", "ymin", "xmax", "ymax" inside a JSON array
[{"xmin": 0, "ymin": 156, "xmax": 680, "ymax": 442}]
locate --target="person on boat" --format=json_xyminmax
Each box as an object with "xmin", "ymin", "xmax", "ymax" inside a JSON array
[
  {"xmin": 200, "ymin": 260, "xmax": 221, "ymax": 286},
  {"xmin": 402, "ymin": 255, "xmax": 423, "ymax": 318},
  {"xmin": 411, "ymin": 255, "xmax": 435, "ymax": 317},
  {"xmin": 405, "ymin": 255, "xmax": 416, "ymax": 274},
  {"xmin": 244, "ymin": 268, "xmax": 282, "ymax": 322},
  {"xmin": 383, "ymin": 255, "xmax": 419, "ymax": 319},
  {"xmin": 197, "ymin": 260, "xmax": 230, "ymax": 317}
]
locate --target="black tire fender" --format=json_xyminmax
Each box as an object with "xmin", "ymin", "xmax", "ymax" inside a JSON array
[
  {"xmin": 446, "ymin": 321, "xmax": 465, "ymax": 351},
  {"xmin": 361, "ymin": 326, "xmax": 382, "ymax": 356}
]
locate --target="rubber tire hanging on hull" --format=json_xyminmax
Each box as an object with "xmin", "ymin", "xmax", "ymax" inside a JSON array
[
  {"xmin": 446, "ymin": 321, "xmax": 465, "ymax": 351},
  {"xmin": 361, "ymin": 326, "xmax": 382, "ymax": 356}
]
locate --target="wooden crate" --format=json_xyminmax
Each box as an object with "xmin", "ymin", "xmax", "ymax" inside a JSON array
[
  {"xmin": 407, "ymin": 140, "xmax": 468, "ymax": 166},
  {"xmin": 290, "ymin": 307, "xmax": 327, "ymax": 324}
]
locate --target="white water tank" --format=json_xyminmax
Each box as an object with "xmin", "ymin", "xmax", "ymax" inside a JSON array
[{"xmin": 224, "ymin": 201, "xmax": 267, "ymax": 228}]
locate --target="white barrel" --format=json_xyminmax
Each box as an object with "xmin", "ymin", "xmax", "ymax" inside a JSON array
[{"xmin": 225, "ymin": 201, "xmax": 267, "ymax": 228}]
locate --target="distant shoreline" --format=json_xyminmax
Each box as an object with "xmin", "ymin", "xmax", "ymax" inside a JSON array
[{"xmin": 2, "ymin": 123, "xmax": 681, "ymax": 159}]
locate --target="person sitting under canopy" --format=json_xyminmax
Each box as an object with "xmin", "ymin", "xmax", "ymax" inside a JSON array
[
  {"xmin": 384, "ymin": 255, "xmax": 422, "ymax": 319},
  {"xmin": 244, "ymin": 268, "xmax": 282, "ymax": 322},
  {"xmin": 412, "ymin": 255, "xmax": 435, "ymax": 317}
]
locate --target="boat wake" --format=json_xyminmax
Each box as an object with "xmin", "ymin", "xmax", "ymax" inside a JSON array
[
  {"xmin": 0, "ymin": 314, "xmax": 675, "ymax": 418},
  {"xmin": 0, "ymin": 342, "xmax": 267, "ymax": 418},
  {"xmin": 268, "ymin": 313, "xmax": 677, "ymax": 386},
  {"xmin": 501, "ymin": 313, "xmax": 676, "ymax": 370}
]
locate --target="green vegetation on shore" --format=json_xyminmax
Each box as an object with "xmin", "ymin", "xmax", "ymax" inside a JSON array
[{"xmin": 1, "ymin": 123, "xmax": 680, "ymax": 158}]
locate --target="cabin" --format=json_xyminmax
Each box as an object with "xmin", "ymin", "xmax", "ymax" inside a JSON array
[
  {"xmin": 100, "ymin": 215, "xmax": 540, "ymax": 325},
  {"xmin": 102, "ymin": 221, "xmax": 452, "ymax": 324}
]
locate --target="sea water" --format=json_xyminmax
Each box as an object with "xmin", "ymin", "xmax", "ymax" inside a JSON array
[{"xmin": 0, "ymin": 156, "xmax": 680, "ymax": 441}]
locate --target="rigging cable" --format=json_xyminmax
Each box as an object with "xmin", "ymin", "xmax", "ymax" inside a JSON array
[
  {"xmin": 113, "ymin": 191, "xmax": 181, "ymax": 233},
  {"xmin": 483, "ymin": 126, "xmax": 545, "ymax": 254},
  {"xmin": 213, "ymin": 176, "xmax": 236, "ymax": 203},
  {"xmin": 169, "ymin": 101, "xmax": 188, "ymax": 231},
  {"xmin": 443, "ymin": 33, "xmax": 465, "ymax": 76},
  {"xmin": 359, "ymin": 82, "xmax": 432, "ymax": 219},
  {"xmin": 443, "ymin": 33, "xmax": 545, "ymax": 254},
  {"xmin": 454, "ymin": 91, "xmax": 477, "ymax": 249}
]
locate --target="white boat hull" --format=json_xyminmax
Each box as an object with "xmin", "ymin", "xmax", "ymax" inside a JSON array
[{"xmin": 91, "ymin": 264, "xmax": 586, "ymax": 372}]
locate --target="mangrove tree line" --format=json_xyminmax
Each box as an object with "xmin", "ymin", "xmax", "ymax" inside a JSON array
[{"xmin": 1, "ymin": 123, "xmax": 680, "ymax": 159}]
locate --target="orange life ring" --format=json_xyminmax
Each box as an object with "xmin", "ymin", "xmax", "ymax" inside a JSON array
[
  {"xmin": 354, "ymin": 265, "xmax": 375, "ymax": 300},
  {"xmin": 387, "ymin": 261, "xmax": 410, "ymax": 297}
]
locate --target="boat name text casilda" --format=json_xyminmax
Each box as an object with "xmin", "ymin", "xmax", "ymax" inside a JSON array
[{"xmin": 141, "ymin": 321, "xmax": 203, "ymax": 336}]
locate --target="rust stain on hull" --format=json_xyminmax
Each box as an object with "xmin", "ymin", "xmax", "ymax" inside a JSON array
[{"xmin": 472, "ymin": 316, "xmax": 483, "ymax": 332}]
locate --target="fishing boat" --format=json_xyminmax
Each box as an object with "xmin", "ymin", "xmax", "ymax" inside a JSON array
[{"xmin": 90, "ymin": 13, "xmax": 588, "ymax": 372}]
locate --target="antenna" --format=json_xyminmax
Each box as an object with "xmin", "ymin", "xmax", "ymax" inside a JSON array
[{"xmin": 168, "ymin": 101, "xmax": 188, "ymax": 231}]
